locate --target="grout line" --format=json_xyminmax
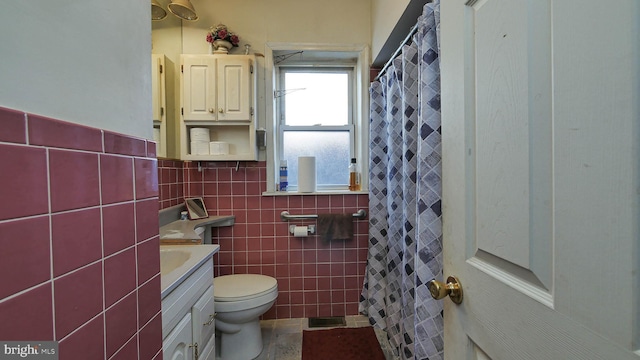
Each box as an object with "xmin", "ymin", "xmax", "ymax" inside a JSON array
[
  {"xmin": 45, "ymin": 148, "xmax": 56, "ymax": 340},
  {"xmin": 98, "ymin": 156, "xmax": 108, "ymax": 360}
]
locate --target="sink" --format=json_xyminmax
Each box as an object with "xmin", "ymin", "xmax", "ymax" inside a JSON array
[
  {"xmin": 159, "ymin": 244, "xmax": 220, "ymax": 298},
  {"xmin": 160, "ymin": 248, "xmax": 191, "ymax": 275}
]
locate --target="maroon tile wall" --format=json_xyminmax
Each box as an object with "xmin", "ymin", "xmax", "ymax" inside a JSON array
[
  {"xmin": 0, "ymin": 144, "xmax": 49, "ymax": 220},
  {"xmin": 158, "ymin": 160, "xmax": 184, "ymax": 210},
  {"xmin": 0, "ymin": 107, "xmax": 26, "ymax": 143},
  {"xmin": 0, "ymin": 106, "xmax": 162, "ymax": 360},
  {"xmin": 159, "ymin": 160, "xmax": 370, "ymax": 320}
]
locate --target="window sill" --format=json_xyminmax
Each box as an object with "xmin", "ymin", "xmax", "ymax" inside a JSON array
[{"xmin": 262, "ymin": 190, "xmax": 368, "ymax": 196}]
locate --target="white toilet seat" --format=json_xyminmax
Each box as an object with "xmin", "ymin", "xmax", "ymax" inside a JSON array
[
  {"xmin": 214, "ymin": 274, "xmax": 278, "ymax": 312},
  {"xmin": 214, "ymin": 274, "xmax": 278, "ymax": 301}
]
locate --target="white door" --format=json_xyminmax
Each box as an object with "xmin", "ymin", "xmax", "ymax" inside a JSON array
[{"xmin": 439, "ymin": 0, "xmax": 639, "ymax": 359}]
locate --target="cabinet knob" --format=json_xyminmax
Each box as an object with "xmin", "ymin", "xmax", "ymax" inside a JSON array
[
  {"xmin": 218, "ymin": 108, "xmax": 224, "ymax": 113},
  {"xmin": 208, "ymin": 108, "xmax": 214, "ymax": 113}
]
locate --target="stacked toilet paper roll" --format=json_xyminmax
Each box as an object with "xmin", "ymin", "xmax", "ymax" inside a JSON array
[
  {"xmin": 209, "ymin": 141, "xmax": 229, "ymax": 155},
  {"xmin": 190, "ymin": 128, "xmax": 210, "ymax": 155},
  {"xmin": 298, "ymin": 156, "xmax": 316, "ymax": 193}
]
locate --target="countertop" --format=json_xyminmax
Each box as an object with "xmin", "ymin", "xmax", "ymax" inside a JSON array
[
  {"xmin": 160, "ymin": 244, "xmax": 220, "ymax": 298},
  {"xmin": 159, "ymin": 215, "xmax": 235, "ymax": 242}
]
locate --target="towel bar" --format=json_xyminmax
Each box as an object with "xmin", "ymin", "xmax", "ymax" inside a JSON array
[{"xmin": 280, "ymin": 209, "xmax": 367, "ymax": 221}]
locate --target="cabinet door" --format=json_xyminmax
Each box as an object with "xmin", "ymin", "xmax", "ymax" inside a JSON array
[
  {"xmin": 152, "ymin": 54, "xmax": 167, "ymax": 158},
  {"xmin": 191, "ymin": 285, "xmax": 215, "ymax": 354},
  {"xmin": 198, "ymin": 338, "xmax": 215, "ymax": 360},
  {"xmin": 152, "ymin": 55, "xmax": 165, "ymax": 122},
  {"xmin": 163, "ymin": 313, "xmax": 194, "ymax": 360},
  {"xmin": 182, "ymin": 56, "xmax": 217, "ymax": 121},
  {"xmin": 216, "ymin": 57, "xmax": 252, "ymax": 121}
]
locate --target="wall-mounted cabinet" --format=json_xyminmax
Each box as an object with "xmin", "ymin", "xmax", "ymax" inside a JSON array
[
  {"xmin": 179, "ymin": 54, "xmax": 257, "ymax": 161},
  {"xmin": 152, "ymin": 54, "xmax": 178, "ymax": 159},
  {"xmin": 152, "ymin": 54, "xmax": 167, "ymax": 157}
]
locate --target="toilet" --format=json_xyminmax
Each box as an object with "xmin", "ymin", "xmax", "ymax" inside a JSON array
[{"xmin": 213, "ymin": 274, "xmax": 278, "ymax": 360}]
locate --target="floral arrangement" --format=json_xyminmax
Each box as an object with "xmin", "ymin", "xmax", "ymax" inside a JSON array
[{"xmin": 206, "ymin": 24, "xmax": 239, "ymax": 47}]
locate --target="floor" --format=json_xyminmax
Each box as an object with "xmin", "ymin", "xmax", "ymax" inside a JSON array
[{"xmin": 253, "ymin": 315, "xmax": 399, "ymax": 360}]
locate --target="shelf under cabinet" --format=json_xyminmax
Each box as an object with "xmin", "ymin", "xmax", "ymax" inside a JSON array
[{"xmin": 181, "ymin": 123, "xmax": 257, "ymax": 161}]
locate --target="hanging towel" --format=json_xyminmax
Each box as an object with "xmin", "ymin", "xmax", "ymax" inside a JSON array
[{"xmin": 317, "ymin": 214, "xmax": 353, "ymax": 242}]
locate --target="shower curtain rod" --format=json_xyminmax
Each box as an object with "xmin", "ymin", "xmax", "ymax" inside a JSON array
[{"xmin": 374, "ymin": 23, "xmax": 419, "ymax": 81}]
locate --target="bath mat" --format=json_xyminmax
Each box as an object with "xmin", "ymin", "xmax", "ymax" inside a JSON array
[{"xmin": 302, "ymin": 327, "xmax": 385, "ymax": 360}]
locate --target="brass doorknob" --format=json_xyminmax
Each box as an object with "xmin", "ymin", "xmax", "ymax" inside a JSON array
[{"xmin": 427, "ymin": 276, "xmax": 463, "ymax": 304}]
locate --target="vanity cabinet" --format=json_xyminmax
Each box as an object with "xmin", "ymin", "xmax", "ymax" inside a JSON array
[
  {"xmin": 192, "ymin": 285, "xmax": 216, "ymax": 359},
  {"xmin": 162, "ymin": 253, "xmax": 216, "ymax": 360},
  {"xmin": 179, "ymin": 54, "xmax": 257, "ymax": 161},
  {"xmin": 163, "ymin": 313, "xmax": 193, "ymax": 360}
]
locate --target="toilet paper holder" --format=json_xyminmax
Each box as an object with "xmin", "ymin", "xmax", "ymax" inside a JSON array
[{"xmin": 289, "ymin": 225, "xmax": 316, "ymax": 236}]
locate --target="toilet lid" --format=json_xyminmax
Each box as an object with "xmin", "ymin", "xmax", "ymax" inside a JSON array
[{"xmin": 214, "ymin": 274, "xmax": 278, "ymax": 302}]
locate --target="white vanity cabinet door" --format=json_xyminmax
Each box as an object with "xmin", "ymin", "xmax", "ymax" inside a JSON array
[
  {"xmin": 163, "ymin": 313, "xmax": 194, "ymax": 360},
  {"xmin": 191, "ymin": 285, "xmax": 215, "ymax": 357},
  {"xmin": 198, "ymin": 339, "xmax": 215, "ymax": 360}
]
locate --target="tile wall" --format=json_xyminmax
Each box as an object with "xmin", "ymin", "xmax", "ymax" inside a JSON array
[
  {"xmin": 158, "ymin": 161, "xmax": 369, "ymax": 320},
  {"xmin": 0, "ymin": 106, "xmax": 162, "ymax": 360},
  {"xmin": 158, "ymin": 160, "xmax": 184, "ymax": 210}
]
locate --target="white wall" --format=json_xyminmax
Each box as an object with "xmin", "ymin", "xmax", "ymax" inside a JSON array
[
  {"xmin": 177, "ymin": 0, "xmax": 371, "ymax": 55},
  {"xmin": 371, "ymin": 0, "xmax": 410, "ymax": 61},
  {"xmin": 0, "ymin": 1, "xmax": 151, "ymax": 139}
]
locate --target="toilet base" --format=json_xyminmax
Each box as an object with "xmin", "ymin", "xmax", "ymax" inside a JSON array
[{"xmin": 216, "ymin": 319, "xmax": 263, "ymax": 360}]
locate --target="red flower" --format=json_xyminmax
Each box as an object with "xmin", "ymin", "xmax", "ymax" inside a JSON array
[
  {"xmin": 206, "ymin": 33, "xmax": 213, "ymax": 43},
  {"xmin": 217, "ymin": 29, "xmax": 227, "ymax": 39},
  {"xmin": 230, "ymin": 35, "xmax": 239, "ymax": 46}
]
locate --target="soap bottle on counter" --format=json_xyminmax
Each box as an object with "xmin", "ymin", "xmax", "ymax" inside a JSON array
[
  {"xmin": 349, "ymin": 158, "xmax": 361, "ymax": 191},
  {"xmin": 279, "ymin": 160, "xmax": 288, "ymax": 191}
]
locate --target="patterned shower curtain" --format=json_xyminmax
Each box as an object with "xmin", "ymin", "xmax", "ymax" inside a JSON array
[{"xmin": 359, "ymin": 2, "xmax": 442, "ymax": 359}]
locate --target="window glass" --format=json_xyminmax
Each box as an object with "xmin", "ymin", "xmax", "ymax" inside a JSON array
[
  {"xmin": 279, "ymin": 67, "xmax": 354, "ymax": 189},
  {"xmin": 284, "ymin": 72, "xmax": 349, "ymax": 126},
  {"xmin": 283, "ymin": 131, "xmax": 350, "ymax": 187}
]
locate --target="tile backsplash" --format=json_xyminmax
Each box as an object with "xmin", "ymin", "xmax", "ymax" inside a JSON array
[
  {"xmin": 159, "ymin": 160, "xmax": 369, "ymax": 319},
  {"xmin": 0, "ymin": 106, "xmax": 162, "ymax": 360}
]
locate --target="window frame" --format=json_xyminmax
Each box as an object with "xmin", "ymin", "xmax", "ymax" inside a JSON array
[
  {"xmin": 264, "ymin": 43, "xmax": 370, "ymax": 194},
  {"xmin": 277, "ymin": 66, "xmax": 356, "ymax": 191}
]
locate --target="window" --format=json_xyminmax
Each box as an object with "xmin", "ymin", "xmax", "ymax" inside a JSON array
[
  {"xmin": 278, "ymin": 67, "xmax": 354, "ymax": 190},
  {"xmin": 265, "ymin": 45, "xmax": 369, "ymax": 194}
]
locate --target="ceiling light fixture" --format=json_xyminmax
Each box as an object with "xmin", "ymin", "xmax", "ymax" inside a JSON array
[
  {"xmin": 167, "ymin": 0, "xmax": 198, "ymax": 21},
  {"xmin": 151, "ymin": 0, "xmax": 167, "ymax": 21}
]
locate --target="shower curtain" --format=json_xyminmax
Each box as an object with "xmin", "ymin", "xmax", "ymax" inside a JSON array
[{"xmin": 359, "ymin": 1, "xmax": 442, "ymax": 359}]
